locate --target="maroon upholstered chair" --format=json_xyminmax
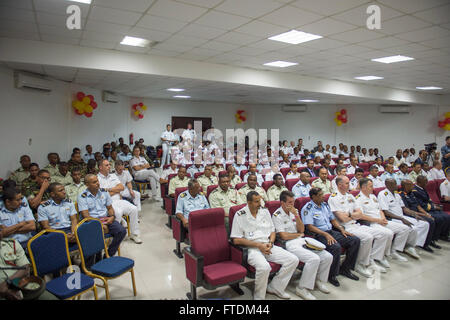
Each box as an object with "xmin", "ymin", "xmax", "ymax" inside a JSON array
[
  {"xmin": 163, "ymin": 173, "xmax": 179, "ymax": 227},
  {"xmin": 435, "ymin": 179, "xmax": 450, "ymax": 212},
  {"xmin": 280, "ymin": 167, "xmax": 290, "ymax": 178},
  {"xmin": 347, "ymin": 174, "xmax": 355, "ymax": 180},
  {"xmin": 294, "ymin": 197, "xmax": 310, "ymax": 213},
  {"xmin": 194, "ymin": 172, "xmax": 204, "ymax": 179},
  {"xmin": 262, "ymin": 181, "xmax": 274, "ymax": 192},
  {"xmin": 359, "ymin": 163, "xmax": 369, "ymax": 172},
  {"xmin": 349, "ymin": 190, "xmax": 359, "ymax": 197},
  {"xmin": 172, "ymin": 187, "xmax": 189, "ymax": 258},
  {"xmin": 286, "ymin": 178, "xmax": 300, "ymax": 191},
  {"xmin": 240, "ymin": 170, "xmax": 248, "ymax": 181},
  {"xmin": 266, "ymin": 201, "xmax": 280, "ymax": 215},
  {"xmin": 235, "ymin": 183, "xmax": 246, "ymax": 190},
  {"xmin": 206, "ymin": 185, "xmax": 218, "ymax": 200},
  {"xmin": 184, "ymin": 208, "xmax": 247, "ymax": 300},
  {"xmin": 373, "ymin": 187, "xmax": 386, "ymax": 197}
]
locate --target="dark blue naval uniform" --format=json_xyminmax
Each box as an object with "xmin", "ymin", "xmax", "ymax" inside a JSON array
[
  {"xmin": 301, "ymin": 200, "xmax": 360, "ymax": 280},
  {"xmin": 412, "ymin": 185, "xmax": 450, "ymax": 241}
]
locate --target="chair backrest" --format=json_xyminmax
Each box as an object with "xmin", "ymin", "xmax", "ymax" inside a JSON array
[
  {"xmin": 349, "ymin": 190, "xmax": 359, "ymax": 197},
  {"xmin": 175, "ymin": 187, "xmax": 188, "ymax": 208},
  {"xmin": 262, "ymin": 181, "xmax": 273, "ymax": 192},
  {"xmin": 189, "ymin": 208, "xmax": 229, "ymax": 266},
  {"xmin": 323, "ymin": 194, "xmax": 331, "ymax": 202},
  {"xmin": 235, "ymin": 182, "xmax": 246, "ymax": 190},
  {"xmin": 310, "ymin": 177, "xmax": 319, "ymax": 183},
  {"xmin": 373, "ymin": 187, "xmax": 386, "ymax": 197},
  {"xmin": 206, "ymin": 185, "xmax": 218, "ymax": 199},
  {"xmin": 228, "ymin": 204, "xmax": 247, "ymax": 232},
  {"xmin": 286, "ymin": 178, "xmax": 300, "ymax": 191},
  {"xmin": 363, "ymin": 171, "xmax": 370, "ymax": 177},
  {"xmin": 186, "ymin": 164, "xmax": 193, "ymax": 169},
  {"xmin": 266, "ymin": 201, "xmax": 280, "ymax": 215},
  {"xmin": 240, "ymin": 170, "xmax": 248, "ymax": 180},
  {"xmin": 280, "ymin": 167, "xmax": 290, "ymax": 178},
  {"xmin": 219, "ymin": 170, "xmax": 227, "ymax": 176},
  {"xmin": 294, "ymin": 197, "xmax": 310, "ymax": 213},
  {"xmin": 436, "ymin": 179, "xmax": 445, "ymax": 200},
  {"xmin": 194, "ymin": 172, "xmax": 204, "ymax": 179},
  {"xmin": 426, "ymin": 180, "xmax": 440, "ymax": 203},
  {"xmin": 28, "ymin": 230, "xmax": 70, "ymax": 277},
  {"xmin": 168, "ymin": 173, "xmax": 177, "ymax": 183},
  {"xmin": 359, "ymin": 163, "xmax": 369, "ymax": 171},
  {"xmin": 328, "ymin": 175, "xmax": 336, "ymax": 181},
  {"xmin": 75, "ymin": 219, "xmax": 106, "ymax": 260},
  {"xmin": 347, "ymin": 174, "xmax": 355, "ymax": 180}
]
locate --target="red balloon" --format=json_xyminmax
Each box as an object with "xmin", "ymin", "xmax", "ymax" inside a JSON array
[
  {"xmin": 138, "ymin": 114, "xmax": 144, "ymax": 119},
  {"xmin": 76, "ymin": 92, "xmax": 85, "ymax": 101},
  {"xmin": 87, "ymin": 95, "xmax": 94, "ymax": 101},
  {"xmin": 75, "ymin": 109, "xmax": 83, "ymax": 115},
  {"xmin": 340, "ymin": 109, "xmax": 347, "ymax": 115},
  {"xmin": 132, "ymin": 104, "xmax": 137, "ymax": 110},
  {"xmin": 138, "ymin": 103, "xmax": 143, "ymax": 107},
  {"xmin": 85, "ymin": 112, "xmax": 93, "ymax": 118},
  {"xmin": 241, "ymin": 116, "xmax": 246, "ymax": 121},
  {"xmin": 342, "ymin": 118, "xmax": 348, "ymax": 124},
  {"xmin": 337, "ymin": 115, "xmax": 343, "ymax": 121},
  {"xmin": 446, "ymin": 118, "xmax": 450, "ymax": 124},
  {"xmin": 91, "ymin": 101, "xmax": 98, "ymax": 109}
]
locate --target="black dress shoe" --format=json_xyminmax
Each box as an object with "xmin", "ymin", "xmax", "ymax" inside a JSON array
[
  {"xmin": 421, "ymin": 246, "xmax": 434, "ymax": 253},
  {"xmin": 328, "ymin": 277, "xmax": 340, "ymax": 287},
  {"xmin": 430, "ymin": 241, "xmax": 442, "ymax": 249},
  {"xmin": 339, "ymin": 269, "xmax": 359, "ymax": 281}
]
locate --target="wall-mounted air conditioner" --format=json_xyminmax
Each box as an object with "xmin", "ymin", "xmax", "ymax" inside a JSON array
[
  {"xmin": 102, "ymin": 91, "xmax": 119, "ymax": 103},
  {"xmin": 14, "ymin": 71, "xmax": 52, "ymax": 92},
  {"xmin": 282, "ymin": 105, "xmax": 307, "ymax": 112},
  {"xmin": 379, "ymin": 105, "xmax": 410, "ymax": 113}
]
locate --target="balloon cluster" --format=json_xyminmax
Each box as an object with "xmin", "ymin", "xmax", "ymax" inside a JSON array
[
  {"xmin": 132, "ymin": 102, "xmax": 147, "ymax": 119},
  {"xmin": 235, "ymin": 110, "xmax": 247, "ymax": 124},
  {"xmin": 438, "ymin": 112, "xmax": 450, "ymax": 130},
  {"xmin": 334, "ymin": 108, "xmax": 348, "ymax": 126},
  {"xmin": 72, "ymin": 92, "xmax": 97, "ymax": 118}
]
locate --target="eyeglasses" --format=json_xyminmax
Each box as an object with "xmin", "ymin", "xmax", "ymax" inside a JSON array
[{"xmin": 41, "ymin": 177, "xmax": 51, "ymax": 180}]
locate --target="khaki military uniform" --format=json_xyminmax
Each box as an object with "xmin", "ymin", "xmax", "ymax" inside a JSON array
[
  {"xmin": 21, "ymin": 177, "xmax": 38, "ymax": 197},
  {"xmin": 229, "ymin": 174, "xmax": 242, "ymax": 188},
  {"xmin": 212, "ymin": 165, "xmax": 225, "ymax": 176},
  {"xmin": 43, "ymin": 164, "xmax": 59, "ymax": 177},
  {"xmin": 168, "ymin": 176, "xmax": 189, "ymax": 195},
  {"xmin": 238, "ymin": 184, "xmax": 268, "ymax": 206},
  {"xmin": 10, "ymin": 168, "xmax": 30, "ymax": 189},
  {"xmin": 52, "ymin": 173, "xmax": 73, "ymax": 186},
  {"xmin": 67, "ymin": 160, "xmax": 87, "ymax": 176},
  {"xmin": 65, "ymin": 182, "xmax": 86, "ymax": 203},
  {"xmin": 267, "ymin": 185, "xmax": 288, "ymax": 201},
  {"xmin": 197, "ymin": 175, "xmax": 218, "ymax": 190},
  {"xmin": 311, "ymin": 178, "xmax": 333, "ymax": 195},
  {"xmin": 209, "ymin": 187, "xmax": 240, "ymax": 216}
]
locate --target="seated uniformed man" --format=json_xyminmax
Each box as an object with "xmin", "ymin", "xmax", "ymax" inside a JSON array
[
  {"xmin": 9, "ymin": 155, "xmax": 31, "ymax": 190},
  {"xmin": 209, "ymin": 174, "xmax": 240, "ymax": 229},
  {"xmin": 175, "ymin": 179, "xmax": 209, "ymax": 228},
  {"xmin": 349, "ymin": 168, "xmax": 364, "ymax": 191},
  {"xmin": 43, "ymin": 153, "xmax": 60, "ymax": 178},
  {"xmin": 168, "ymin": 167, "xmax": 189, "ymax": 198},
  {"xmin": 346, "ymin": 156, "xmax": 359, "ymax": 175},
  {"xmin": 83, "ymin": 144, "xmax": 95, "ymax": 163},
  {"xmin": 279, "ymin": 155, "xmax": 290, "ymax": 169},
  {"xmin": 290, "ymin": 147, "xmax": 301, "ymax": 161},
  {"xmin": 159, "ymin": 161, "xmax": 179, "ymax": 184},
  {"xmin": 292, "ymin": 172, "xmax": 312, "ymax": 198},
  {"xmin": 285, "ymin": 162, "xmax": 300, "ymax": 180},
  {"xmin": 227, "ymin": 165, "xmax": 242, "ymax": 188},
  {"xmin": 187, "ymin": 163, "xmax": 204, "ymax": 177},
  {"xmin": 115, "ymin": 160, "xmax": 142, "ymax": 212},
  {"xmin": 311, "ymin": 167, "xmax": 332, "ymax": 195},
  {"xmin": 358, "ymin": 179, "xmax": 422, "ymax": 261},
  {"xmin": 238, "ymin": 174, "xmax": 268, "ymax": 206},
  {"xmin": 66, "ymin": 167, "xmax": 86, "ymax": 203},
  {"xmin": 68, "ymin": 152, "xmax": 87, "ymax": 176},
  {"xmin": 297, "ymin": 156, "xmax": 307, "ymax": 169},
  {"xmin": 429, "ymin": 160, "xmax": 445, "ymax": 181},
  {"xmin": 322, "ymin": 158, "xmax": 335, "ymax": 175},
  {"xmin": 331, "ymin": 165, "xmax": 347, "ymax": 193},
  {"xmin": 267, "ymin": 174, "xmax": 288, "ymax": 201},
  {"xmin": 395, "ymin": 163, "xmax": 409, "ymax": 186},
  {"xmin": 37, "ymin": 183, "xmax": 78, "ymax": 243},
  {"xmin": 197, "ymin": 165, "xmax": 218, "ymax": 190},
  {"xmin": 233, "ymin": 161, "xmax": 247, "ymax": 176},
  {"xmin": 52, "ymin": 162, "xmax": 73, "ymax": 186},
  {"xmin": 329, "ymin": 177, "xmax": 388, "ymax": 276},
  {"xmin": 412, "ymin": 176, "xmax": 450, "ymax": 242},
  {"xmin": 408, "ymin": 162, "xmax": 422, "ymax": 184},
  {"xmin": 381, "ymin": 165, "xmax": 397, "ymax": 183},
  {"xmin": 0, "ymin": 188, "xmax": 36, "ymax": 249},
  {"xmin": 20, "ymin": 163, "xmax": 40, "ymax": 196},
  {"xmin": 86, "ymin": 159, "xmax": 99, "ymax": 175},
  {"xmin": 378, "ymin": 179, "xmax": 432, "ymax": 258},
  {"xmin": 231, "ymin": 191, "xmax": 298, "ymax": 300},
  {"xmin": 97, "ymin": 160, "xmax": 141, "ymax": 244},
  {"xmin": 212, "ymin": 159, "xmax": 225, "ymax": 176},
  {"xmin": 23, "ymin": 170, "xmax": 51, "ymax": 211},
  {"xmin": 439, "ymin": 169, "xmax": 450, "ymax": 202},
  {"xmin": 368, "ymin": 165, "xmax": 385, "ymax": 188},
  {"xmin": 264, "ymin": 163, "xmax": 284, "ymax": 182},
  {"xmin": 102, "ymin": 144, "xmax": 112, "ymax": 161},
  {"xmin": 77, "ymin": 174, "xmax": 127, "ymax": 266},
  {"xmin": 301, "ymin": 188, "xmax": 360, "ymax": 287},
  {"xmin": 337, "ymin": 154, "xmax": 349, "ymax": 165},
  {"xmin": 129, "ymin": 146, "xmax": 160, "ymax": 201},
  {"xmin": 393, "ymin": 149, "xmax": 405, "ymax": 168},
  {"xmin": 386, "ymin": 156, "xmax": 399, "ymax": 170},
  {"xmin": 374, "ymin": 157, "xmax": 385, "ymax": 173},
  {"xmin": 273, "ymin": 191, "xmax": 332, "ymax": 300},
  {"xmin": 243, "ymin": 164, "xmax": 264, "ymax": 186},
  {"xmin": 303, "ymin": 159, "xmax": 317, "ymax": 178}
]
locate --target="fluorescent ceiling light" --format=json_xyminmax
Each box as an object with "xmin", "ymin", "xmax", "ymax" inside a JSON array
[
  {"xmin": 354, "ymin": 76, "xmax": 384, "ymax": 81},
  {"xmin": 298, "ymin": 99, "xmax": 319, "ymax": 102},
  {"xmin": 67, "ymin": 0, "xmax": 92, "ymax": 4},
  {"xmin": 167, "ymin": 88, "xmax": 185, "ymax": 92},
  {"xmin": 268, "ymin": 30, "xmax": 322, "ymax": 44},
  {"xmin": 371, "ymin": 55, "xmax": 414, "ymax": 64},
  {"xmin": 173, "ymin": 95, "xmax": 191, "ymax": 99},
  {"xmin": 416, "ymin": 86, "xmax": 442, "ymax": 90},
  {"xmin": 120, "ymin": 36, "xmax": 151, "ymax": 47},
  {"xmin": 263, "ymin": 61, "xmax": 298, "ymax": 68}
]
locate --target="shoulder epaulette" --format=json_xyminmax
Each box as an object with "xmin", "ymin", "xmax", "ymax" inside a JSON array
[
  {"xmin": 180, "ymin": 192, "xmax": 187, "ymax": 198},
  {"xmin": 100, "ymin": 188, "xmax": 106, "ymax": 192},
  {"xmin": 384, "ymin": 191, "xmax": 388, "ymax": 196},
  {"xmin": 41, "ymin": 200, "xmax": 51, "ymax": 207},
  {"xmin": 412, "ymin": 189, "xmax": 417, "ymax": 192},
  {"xmin": 237, "ymin": 209, "xmax": 246, "ymax": 216},
  {"xmin": 306, "ymin": 203, "xmax": 312, "ymax": 209},
  {"xmin": 81, "ymin": 191, "xmax": 88, "ymax": 198},
  {"xmin": 331, "ymin": 193, "xmax": 337, "ymax": 197},
  {"xmin": 199, "ymin": 191, "xmax": 204, "ymax": 196},
  {"xmin": 355, "ymin": 194, "xmax": 361, "ymax": 199},
  {"xmin": 394, "ymin": 191, "xmax": 400, "ymax": 194},
  {"xmin": 273, "ymin": 210, "xmax": 280, "ymax": 217}
]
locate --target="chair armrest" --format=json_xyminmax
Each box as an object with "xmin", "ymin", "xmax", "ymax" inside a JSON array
[
  {"xmin": 172, "ymin": 215, "xmax": 187, "ymax": 242},
  {"xmin": 164, "ymin": 196, "xmax": 175, "ymax": 215},
  {"xmin": 183, "ymin": 247, "xmax": 203, "ymax": 287},
  {"xmin": 229, "ymin": 241, "xmax": 248, "ymax": 268}
]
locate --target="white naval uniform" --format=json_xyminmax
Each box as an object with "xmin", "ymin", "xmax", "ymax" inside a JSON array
[
  {"xmin": 377, "ymin": 190, "xmax": 429, "ymax": 248},
  {"xmin": 285, "ymin": 171, "xmax": 300, "ymax": 180},
  {"xmin": 182, "ymin": 129, "xmax": 196, "ymax": 143},
  {"xmin": 374, "ymin": 164, "xmax": 385, "ymax": 173},
  {"xmin": 97, "ymin": 172, "xmax": 140, "ymax": 236},
  {"xmin": 272, "ymin": 207, "xmax": 332, "ymax": 290},
  {"xmin": 230, "ymin": 205, "xmax": 298, "ymax": 300},
  {"xmin": 129, "ymin": 156, "xmax": 160, "ymax": 199},
  {"xmin": 243, "ymin": 172, "xmax": 264, "ymax": 186},
  {"xmin": 368, "ymin": 175, "xmax": 385, "ymax": 188},
  {"xmin": 346, "ymin": 165, "xmax": 359, "ymax": 175},
  {"xmin": 355, "ymin": 190, "xmax": 409, "ymax": 256},
  {"xmin": 328, "ymin": 191, "xmax": 387, "ymax": 266},
  {"xmin": 116, "ymin": 169, "xmax": 141, "ymax": 212},
  {"xmin": 279, "ymin": 161, "xmax": 290, "ymax": 169},
  {"xmin": 439, "ymin": 179, "xmax": 450, "ymax": 199},
  {"xmin": 429, "ymin": 168, "xmax": 445, "ymax": 181},
  {"xmin": 161, "ymin": 130, "xmax": 175, "ymax": 166}
]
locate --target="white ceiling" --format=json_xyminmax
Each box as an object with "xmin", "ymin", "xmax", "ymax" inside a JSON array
[{"xmin": 0, "ymin": 0, "xmax": 449, "ymax": 102}]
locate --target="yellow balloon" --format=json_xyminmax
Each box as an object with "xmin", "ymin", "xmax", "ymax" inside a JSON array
[
  {"xmin": 141, "ymin": 105, "xmax": 147, "ymax": 111},
  {"xmin": 445, "ymin": 112, "xmax": 450, "ymax": 118},
  {"xmin": 85, "ymin": 105, "xmax": 93, "ymax": 113},
  {"xmin": 75, "ymin": 101, "xmax": 85, "ymax": 112},
  {"xmin": 82, "ymin": 97, "xmax": 91, "ymax": 105},
  {"xmin": 335, "ymin": 112, "xmax": 341, "ymax": 116},
  {"xmin": 72, "ymin": 101, "xmax": 78, "ymax": 108},
  {"xmin": 134, "ymin": 110, "xmax": 140, "ymax": 116},
  {"xmin": 445, "ymin": 123, "xmax": 450, "ymax": 131},
  {"xmin": 337, "ymin": 120, "xmax": 343, "ymax": 126}
]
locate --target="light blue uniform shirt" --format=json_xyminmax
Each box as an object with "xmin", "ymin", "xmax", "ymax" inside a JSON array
[
  {"xmin": 233, "ymin": 164, "xmax": 247, "ymax": 175},
  {"xmin": 292, "ymin": 181, "xmax": 311, "ymax": 198},
  {"xmin": 0, "ymin": 198, "xmax": 35, "ymax": 243},
  {"xmin": 301, "ymin": 200, "xmax": 334, "ymax": 232},
  {"xmin": 83, "ymin": 153, "xmax": 95, "ymax": 163},
  {"xmin": 380, "ymin": 171, "xmax": 396, "ymax": 182},
  {"xmin": 37, "ymin": 199, "xmax": 77, "ymax": 229},
  {"xmin": 175, "ymin": 191, "xmax": 210, "ymax": 219},
  {"xmin": 118, "ymin": 152, "xmax": 132, "ymax": 162},
  {"xmin": 77, "ymin": 189, "xmax": 112, "ymax": 219},
  {"xmin": 187, "ymin": 165, "xmax": 204, "ymax": 177}
]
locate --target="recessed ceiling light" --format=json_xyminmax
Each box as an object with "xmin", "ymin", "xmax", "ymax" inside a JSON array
[
  {"xmin": 354, "ymin": 76, "xmax": 384, "ymax": 81},
  {"xmin": 67, "ymin": 0, "xmax": 92, "ymax": 4},
  {"xmin": 173, "ymin": 95, "xmax": 191, "ymax": 99},
  {"xmin": 371, "ymin": 55, "xmax": 414, "ymax": 64},
  {"xmin": 268, "ymin": 30, "xmax": 322, "ymax": 44},
  {"xmin": 167, "ymin": 88, "xmax": 185, "ymax": 92},
  {"xmin": 120, "ymin": 36, "xmax": 151, "ymax": 47},
  {"xmin": 298, "ymin": 99, "xmax": 319, "ymax": 102},
  {"xmin": 263, "ymin": 61, "xmax": 298, "ymax": 68},
  {"xmin": 416, "ymin": 86, "xmax": 442, "ymax": 90}
]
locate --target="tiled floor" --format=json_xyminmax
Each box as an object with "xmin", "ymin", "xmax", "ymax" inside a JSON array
[{"xmin": 81, "ymin": 199, "xmax": 450, "ymax": 300}]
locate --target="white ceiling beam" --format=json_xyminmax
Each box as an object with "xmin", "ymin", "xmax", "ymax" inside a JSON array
[{"xmin": 0, "ymin": 37, "xmax": 441, "ymax": 105}]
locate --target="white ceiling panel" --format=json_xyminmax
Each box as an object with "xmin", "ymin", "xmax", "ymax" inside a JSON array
[
  {"xmin": 235, "ymin": 20, "xmax": 287, "ymax": 38},
  {"xmin": 300, "ymin": 18, "xmax": 358, "ymax": 36},
  {"xmin": 194, "ymin": 11, "xmax": 250, "ymax": 30},
  {"xmin": 215, "ymin": 0, "xmax": 283, "ymax": 19},
  {"xmin": 177, "ymin": 24, "xmax": 227, "ymax": 40},
  {"xmin": 214, "ymin": 31, "xmax": 261, "ymax": 45},
  {"xmin": 0, "ymin": 0, "xmax": 33, "ymax": 10},
  {"xmin": 93, "ymin": 0, "xmax": 155, "ymax": 13},
  {"xmin": 413, "ymin": 4, "xmax": 450, "ymax": 24},
  {"xmin": 329, "ymin": 28, "xmax": 385, "ymax": 43},
  {"xmin": 379, "ymin": 15, "xmax": 432, "ymax": 35},
  {"xmin": 377, "ymin": 0, "xmax": 450, "ymax": 14},
  {"xmin": 148, "ymin": 0, "xmax": 208, "ymax": 22},
  {"xmin": 259, "ymin": 5, "xmax": 323, "ymax": 28},
  {"xmin": 331, "ymin": 3, "xmax": 403, "ymax": 27},
  {"xmin": 137, "ymin": 15, "xmax": 188, "ymax": 33},
  {"xmin": 291, "ymin": 0, "xmax": 370, "ymax": 16},
  {"xmin": 89, "ymin": 6, "xmax": 142, "ymax": 25},
  {"xmin": 34, "ymin": 0, "xmax": 91, "ymax": 16}
]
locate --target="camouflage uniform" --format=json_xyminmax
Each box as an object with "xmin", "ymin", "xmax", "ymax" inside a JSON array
[
  {"xmin": 68, "ymin": 160, "xmax": 87, "ymax": 176},
  {"xmin": 21, "ymin": 176, "xmax": 38, "ymax": 196},
  {"xmin": 9, "ymin": 168, "xmax": 30, "ymax": 189}
]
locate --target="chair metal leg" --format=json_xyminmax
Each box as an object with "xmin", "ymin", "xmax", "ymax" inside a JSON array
[
  {"xmin": 103, "ymin": 279, "xmax": 110, "ymax": 300},
  {"xmin": 173, "ymin": 241, "xmax": 183, "ymax": 259},
  {"xmin": 230, "ymin": 283, "xmax": 244, "ymax": 295},
  {"xmin": 130, "ymin": 269, "xmax": 137, "ymax": 296},
  {"xmin": 125, "ymin": 215, "xmax": 131, "ymax": 237},
  {"xmin": 186, "ymin": 283, "xmax": 197, "ymax": 300},
  {"xmin": 93, "ymin": 285, "xmax": 98, "ymax": 300}
]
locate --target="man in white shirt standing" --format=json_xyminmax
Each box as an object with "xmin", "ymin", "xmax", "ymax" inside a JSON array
[
  {"xmin": 181, "ymin": 122, "xmax": 196, "ymax": 144},
  {"xmin": 97, "ymin": 159, "xmax": 142, "ymax": 244},
  {"xmin": 161, "ymin": 124, "xmax": 176, "ymax": 167}
]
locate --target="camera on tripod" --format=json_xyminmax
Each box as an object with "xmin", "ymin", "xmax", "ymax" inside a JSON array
[{"xmin": 424, "ymin": 143, "xmax": 437, "ymax": 154}]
